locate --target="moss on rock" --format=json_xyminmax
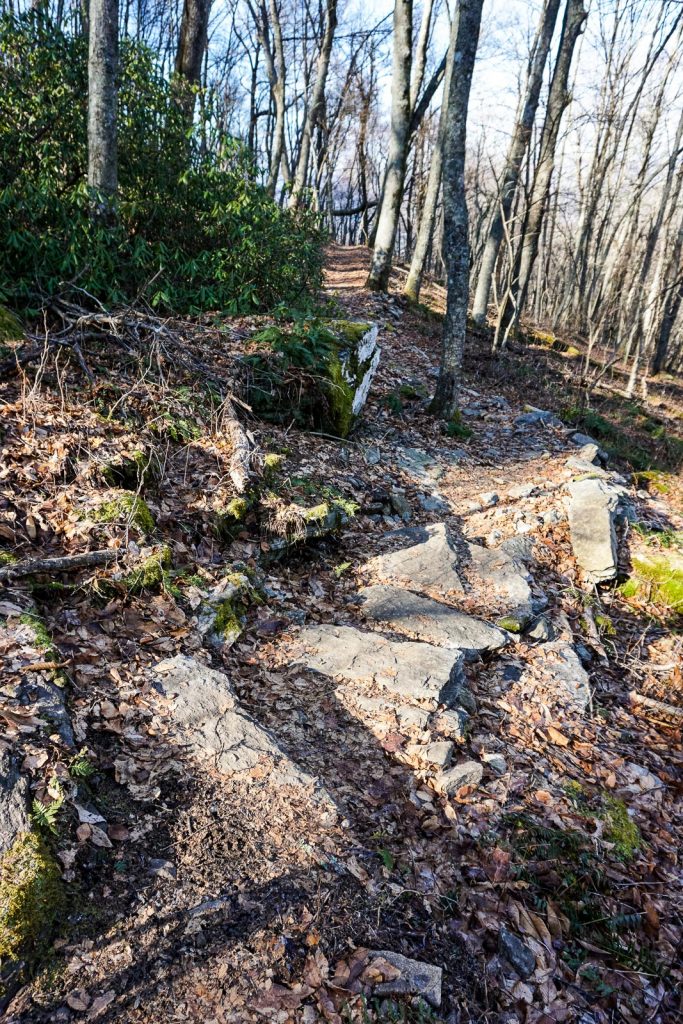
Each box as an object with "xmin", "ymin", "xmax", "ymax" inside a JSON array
[
  {"xmin": 121, "ymin": 545, "xmax": 172, "ymax": 594},
  {"xmin": 602, "ymin": 798, "xmax": 641, "ymax": 861},
  {"xmin": 92, "ymin": 493, "xmax": 156, "ymax": 534},
  {"xmin": 0, "ymin": 831, "xmax": 64, "ymax": 967},
  {"xmin": 0, "ymin": 551, "xmax": 17, "ymax": 567},
  {"xmin": 211, "ymin": 599, "xmax": 244, "ymax": 645},
  {"xmin": 621, "ymin": 552, "xmax": 683, "ymax": 616}
]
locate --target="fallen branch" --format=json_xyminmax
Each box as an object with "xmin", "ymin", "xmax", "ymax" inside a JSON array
[
  {"xmin": 629, "ymin": 690, "xmax": 683, "ymax": 727},
  {"xmin": 0, "ymin": 549, "xmax": 121, "ymax": 583},
  {"xmin": 222, "ymin": 397, "xmax": 254, "ymax": 494}
]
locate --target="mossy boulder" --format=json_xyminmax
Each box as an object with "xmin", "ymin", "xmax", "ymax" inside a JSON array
[
  {"xmin": 197, "ymin": 570, "xmax": 260, "ymax": 649},
  {"xmin": 245, "ymin": 320, "xmax": 380, "ymax": 438},
  {"xmin": 0, "ymin": 831, "xmax": 64, "ymax": 969},
  {"xmin": 92, "ymin": 492, "xmax": 155, "ymax": 534}
]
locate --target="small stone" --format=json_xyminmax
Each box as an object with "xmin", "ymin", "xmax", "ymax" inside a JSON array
[
  {"xmin": 541, "ymin": 508, "xmax": 563, "ymax": 525},
  {"xmin": 433, "ymin": 708, "xmax": 470, "ymax": 743},
  {"xmin": 516, "ymin": 520, "xmax": 535, "ymax": 534},
  {"xmin": 524, "ymin": 643, "xmax": 591, "ymax": 709},
  {"xmin": 405, "ymin": 740, "xmax": 453, "ymax": 769},
  {"xmin": 364, "ymin": 446, "xmax": 381, "ymax": 465},
  {"xmin": 368, "ymin": 951, "xmax": 442, "ymax": 1007},
  {"xmin": 514, "ymin": 408, "xmax": 562, "ymax": 428},
  {"xmin": 479, "ymin": 491, "xmax": 499, "ymax": 507},
  {"xmin": 148, "ymin": 858, "xmax": 177, "ymax": 881},
  {"xmin": 389, "ymin": 488, "xmax": 412, "ymax": 522},
  {"xmin": 508, "ymin": 483, "xmax": 537, "ymax": 499},
  {"xmin": 435, "ymin": 760, "xmax": 483, "ymax": 794},
  {"xmin": 482, "ymin": 752, "xmax": 507, "ymax": 774},
  {"xmin": 359, "ymin": 585, "xmax": 507, "ymax": 658},
  {"xmin": 527, "ymin": 616, "xmax": 554, "ymax": 642},
  {"xmin": 418, "ymin": 493, "xmax": 450, "ymax": 513},
  {"xmin": 499, "ymin": 927, "xmax": 536, "ymax": 978}
]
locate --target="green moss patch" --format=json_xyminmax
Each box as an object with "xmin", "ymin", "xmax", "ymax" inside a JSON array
[
  {"xmin": 0, "ymin": 831, "xmax": 64, "ymax": 967},
  {"xmin": 601, "ymin": 799, "xmax": 641, "ymax": 862},
  {"xmin": 121, "ymin": 545, "xmax": 172, "ymax": 594},
  {"xmin": 92, "ymin": 493, "xmax": 155, "ymax": 534},
  {"xmin": 620, "ymin": 553, "xmax": 683, "ymax": 616},
  {"xmin": 0, "ymin": 551, "xmax": 17, "ymax": 567},
  {"xmin": 102, "ymin": 450, "xmax": 155, "ymax": 491}
]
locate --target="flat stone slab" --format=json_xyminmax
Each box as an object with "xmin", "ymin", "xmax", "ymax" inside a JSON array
[
  {"xmin": 294, "ymin": 624, "xmax": 467, "ymax": 706},
  {"xmin": 434, "ymin": 760, "xmax": 483, "ymax": 794},
  {"xmin": 466, "ymin": 543, "xmax": 533, "ymax": 624},
  {"xmin": 368, "ymin": 950, "xmax": 442, "ymax": 1007},
  {"xmin": 153, "ymin": 656, "xmax": 323, "ymax": 794},
  {"xmin": 358, "ymin": 585, "xmax": 507, "ymax": 658},
  {"xmin": 395, "ymin": 447, "xmax": 444, "ymax": 485},
  {"xmin": 364, "ymin": 523, "xmax": 463, "ymax": 597},
  {"xmin": 566, "ymin": 478, "xmax": 619, "ymax": 582}
]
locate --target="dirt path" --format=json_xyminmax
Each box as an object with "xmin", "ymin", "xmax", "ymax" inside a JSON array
[{"xmin": 1, "ymin": 246, "xmax": 682, "ymax": 1024}]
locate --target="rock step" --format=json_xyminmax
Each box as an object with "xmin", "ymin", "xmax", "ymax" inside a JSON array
[
  {"xmin": 566, "ymin": 478, "xmax": 619, "ymax": 583},
  {"xmin": 153, "ymin": 656, "xmax": 332, "ymax": 811},
  {"xmin": 363, "ymin": 522, "xmax": 533, "ymax": 622},
  {"xmin": 293, "ymin": 624, "xmax": 468, "ymax": 707},
  {"xmin": 358, "ymin": 585, "xmax": 508, "ymax": 658}
]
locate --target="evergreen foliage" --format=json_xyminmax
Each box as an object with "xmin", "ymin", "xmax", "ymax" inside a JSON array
[{"xmin": 0, "ymin": 13, "xmax": 323, "ymax": 314}]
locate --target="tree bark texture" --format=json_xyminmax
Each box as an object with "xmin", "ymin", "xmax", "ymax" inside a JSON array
[
  {"xmin": 87, "ymin": 0, "xmax": 119, "ymax": 196},
  {"xmin": 174, "ymin": 0, "xmax": 213, "ymax": 122},
  {"xmin": 431, "ymin": 0, "xmax": 484, "ymax": 419}
]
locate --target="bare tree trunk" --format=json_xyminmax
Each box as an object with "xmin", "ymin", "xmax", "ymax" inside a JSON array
[
  {"xmin": 87, "ymin": 0, "xmax": 118, "ymax": 197},
  {"xmin": 431, "ymin": 0, "xmax": 484, "ymax": 419},
  {"xmin": 366, "ymin": 0, "xmax": 413, "ymax": 291},
  {"xmin": 289, "ymin": 0, "xmax": 338, "ymax": 209},
  {"xmin": 495, "ymin": 0, "xmax": 586, "ymax": 345},
  {"xmin": 471, "ymin": 0, "xmax": 562, "ymax": 324},
  {"xmin": 174, "ymin": 0, "xmax": 213, "ymax": 122}
]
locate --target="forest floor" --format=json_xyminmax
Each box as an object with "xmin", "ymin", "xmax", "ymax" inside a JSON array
[{"xmin": 0, "ymin": 243, "xmax": 682, "ymax": 1024}]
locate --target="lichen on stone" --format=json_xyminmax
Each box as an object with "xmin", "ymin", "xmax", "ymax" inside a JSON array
[
  {"xmin": 92, "ymin": 493, "xmax": 156, "ymax": 534},
  {"xmin": 0, "ymin": 831, "xmax": 64, "ymax": 967}
]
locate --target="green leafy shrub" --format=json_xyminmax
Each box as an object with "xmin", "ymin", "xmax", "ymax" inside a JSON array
[{"xmin": 0, "ymin": 13, "xmax": 323, "ymax": 314}]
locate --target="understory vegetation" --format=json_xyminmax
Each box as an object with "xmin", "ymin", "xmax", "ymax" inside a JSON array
[{"xmin": 0, "ymin": 13, "xmax": 323, "ymax": 315}]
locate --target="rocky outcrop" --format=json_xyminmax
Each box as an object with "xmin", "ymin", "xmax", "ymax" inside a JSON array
[
  {"xmin": 294, "ymin": 624, "xmax": 467, "ymax": 707},
  {"xmin": 364, "ymin": 523, "xmax": 463, "ymax": 597},
  {"xmin": 358, "ymin": 585, "xmax": 507, "ymax": 657},
  {"xmin": 466, "ymin": 542, "xmax": 533, "ymax": 627},
  {"xmin": 153, "ymin": 656, "xmax": 329, "ymax": 801},
  {"xmin": 566, "ymin": 478, "xmax": 619, "ymax": 582}
]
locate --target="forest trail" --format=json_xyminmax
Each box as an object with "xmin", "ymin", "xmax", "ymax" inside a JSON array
[{"xmin": 1, "ymin": 246, "xmax": 682, "ymax": 1024}]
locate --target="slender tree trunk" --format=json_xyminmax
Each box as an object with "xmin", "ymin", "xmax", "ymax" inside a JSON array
[
  {"xmin": 87, "ymin": 0, "xmax": 118, "ymax": 198},
  {"xmin": 471, "ymin": 0, "xmax": 562, "ymax": 324},
  {"xmin": 366, "ymin": 0, "xmax": 413, "ymax": 291},
  {"xmin": 289, "ymin": 0, "xmax": 338, "ymax": 210},
  {"xmin": 495, "ymin": 0, "xmax": 586, "ymax": 345},
  {"xmin": 431, "ymin": 0, "xmax": 484, "ymax": 419},
  {"xmin": 174, "ymin": 0, "xmax": 212, "ymax": 122}
]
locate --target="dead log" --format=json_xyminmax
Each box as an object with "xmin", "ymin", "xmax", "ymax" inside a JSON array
[
  {"xmin": 629, "ymin": 690, "xmax": 683, "ymax": 728},
  {"xmin": 0, "ymin": 549, "xmax": 121, "ymax": 584},
  {"xmin": 223, "ymin": 398, "xmax": 254, "ymax": 494}
]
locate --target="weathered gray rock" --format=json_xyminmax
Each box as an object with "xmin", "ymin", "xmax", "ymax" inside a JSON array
[
  {"xmin": 389, "ymin": 489, "xmax": 412, "ymax": 522},
  {"xmin": 527, "ymin": 615, "xmax": 554, "ymax": 642},
  {"xmin": 434, "ymin": 760, "xmax": 483, "ymax": 794},
  {"xmin": 418, "ymin": 493, "xmax": 450, "ymax": 513},
  {"xmin": 433, "ymin": 708, "xmax": 470, "ymax": 743},
  {"xmin": 364, "ymin": 523, "xmax": 464, "ymax": 597},
  {"xmin": 197, "ymin": 573, "xmax": 253, "ymax": 649},
  {"xmin": 526, "ymin": 642, "xmax": 591, "ymax": 709},
  {"xmin": 359, "ymin": 585, "xmax": 507, "ymax": 658},
  {"xmin": 405, "ymin": 740, "xmax": 453, "ymax": 769},
  {"xmin": 369, "ymin": 950, "xmax": 442, "ymax": 1007},
  {"xmin": 514, "ymin": 408, "xmax": 562, "ymax": 428},
  {"xmin": 482, "ymin": 751, "xmax": 507, "ymax": 774},
  {"xmin": 499, "ymin": 928, "xmax": 536, "ymax": 978},
  {"xmin": 18, "ymin": 677, "xmax": 74, "ymax": 748},
  {"xmin": 294, "ymin": 624, "xmax": 467, "ymax": 706},
  {"xmin": 0, "ymin": 751, "xmax": 31, "ymax": 855},
  {"xmin": 466, "ymin": 543, "xmax": 533, "ymax": 625},
  {"xmin": 395, "ymin": 447, "xmax": 444, "ymax": 484},
  {"xmin": 508, "ymin": 483, "xmax": 538, "ymax": 499},
  {"xmin": 566, "ymin": 478, "xmax": 619, "ymax": 582},
  {"xmin": 153, "ymin": 656, "xmax": 324, "ymax": 794}
]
